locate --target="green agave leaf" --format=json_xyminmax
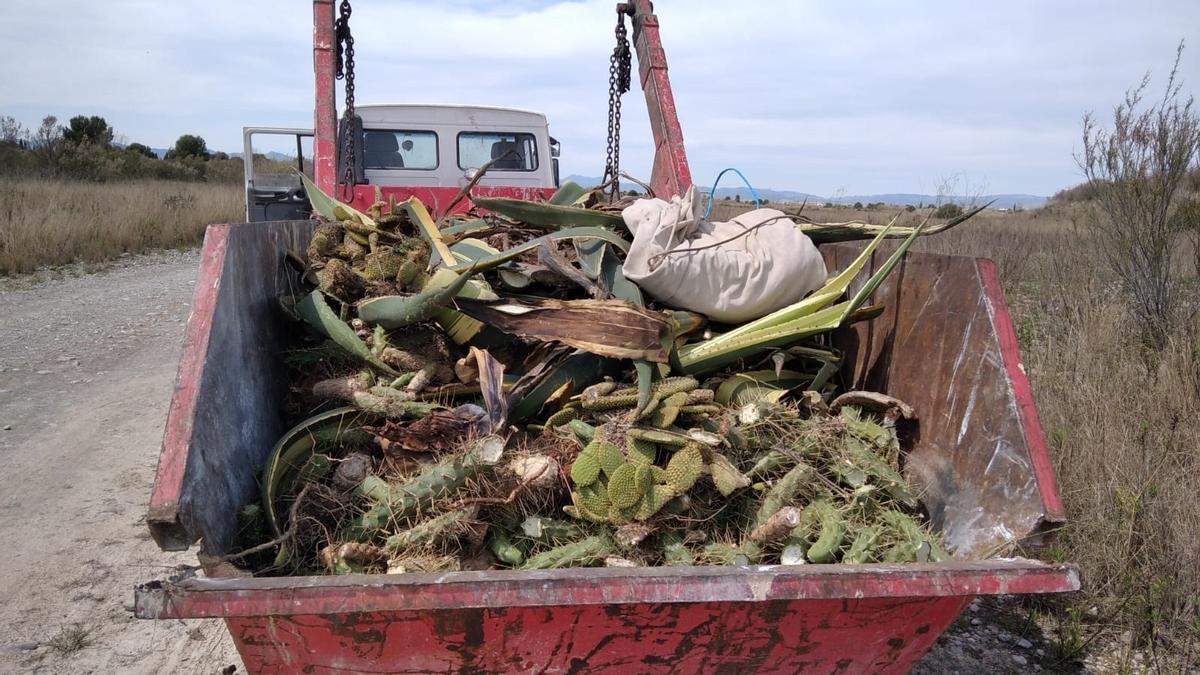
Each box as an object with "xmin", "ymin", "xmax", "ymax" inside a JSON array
[
  {"xmin": 296, "ymin": 290, "xmax": 398, "ymax": 375},
  {"xmin": 299, "ymin": 172, "xmax": 375, "ymax": 226},
  {"xmin": 262, "ymin": 406, "xmax": 379, "ymax": 535},
  {"xmin": 395, "ymin": 197, "xmax": 456, "ymax": 267},
  {"xmin": 799, "ymin": 203, "xmax": 988, "ymax": 243},
  {"xmin": 508, "ymin": 351, "xmax": 611, "ymax": 422},
  {"xmin": 678, "ymin": 301, "xmax": 850, "ymax": 375},
  {"xmin": 575, "ymin": 239, "xmax": 606, "ymax": 279},
  {"xmin": 357, "ymin": 266, "xmax": 479, "ymax": 329},
  {"xmin": 678, "ymin": 225, "xmax": 923, "ymax": 375},
  {"xmin": 715, "ymin": 221, "xmax": 895, "ymax": 345},
  {"xmin": 431, "ymin": 267, "xmax": 498, "ymax": 344},
  {"xmin": 441, "ymin": 218, "xmax": 491, "ymax": 236},
  {"xmin": 445, "ymin": 227, "xmax": 630, "ymax": 273},
  {"xmin": 715, "ymin": 370, "xmax": 813, "ymax": 406},
  {"xmin": 450, "ymin": 237, "xmax": 501, "ymax": 265},
  {"xmin": 599, "ymin": 244, "xmax": 643, "ymax": 305},
  {"xmin": 839, "ymin": 222, "xmax": 925, "ymax": 323},
  {"xmin": 473, "ymin": 196, "xmax": 624, "ymax": 229},
  {"xmin": 548, "ymin": 181, "xmax": 592, "ymax": 206}
]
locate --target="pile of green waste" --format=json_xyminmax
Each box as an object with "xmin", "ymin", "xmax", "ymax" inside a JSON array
[{"xmin": 234, "ymin": 178, "xmax": 977, "ymax": 575}]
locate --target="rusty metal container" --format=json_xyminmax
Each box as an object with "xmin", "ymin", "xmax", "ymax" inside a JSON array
[{"xmin": 137, "ymin": 219, "xmax": 1079, "ymax": 673}]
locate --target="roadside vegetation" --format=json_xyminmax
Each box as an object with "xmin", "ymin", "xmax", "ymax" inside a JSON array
[{"xmin": 0, "ymin": 112, "xmax": 286, "ymax": 274}]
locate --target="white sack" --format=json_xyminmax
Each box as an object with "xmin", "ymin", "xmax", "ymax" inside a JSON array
[{"xmin": 620, "ymin": 186, "xmax": 827, "ymax": 323}]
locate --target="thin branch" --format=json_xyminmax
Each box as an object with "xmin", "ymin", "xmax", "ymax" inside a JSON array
[
  {"xmin": 444, "ymin": 148, "xmax": 516, "ymax": 215},
  {"xmin": 216, "ymin": 484, "xmax": 313, "ymax": 562}
]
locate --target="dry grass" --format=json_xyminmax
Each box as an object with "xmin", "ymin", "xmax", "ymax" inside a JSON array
[
  {"xmin": 929, "ymin": 207, "xmax": 1200, "ymax": 662},
  {"xmin": 0, "ymin": 179, "xmax": 242, "ymax": 275},
  {"xmin": 717, "ymin": 198, "xmax": 1200, "ymax": 660},
  {"xmin": 46, "ymin": 624, "xmax": 95, "ymax": 655}
]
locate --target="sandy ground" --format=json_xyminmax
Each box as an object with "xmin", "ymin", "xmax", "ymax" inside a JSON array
[
  {"xmin": 0, "ymin": 251, "xmax": 241, "ymax": 674},
  {"xmin": 0, "ymin": 250, "xmax": 1131, "ymax": 674}
]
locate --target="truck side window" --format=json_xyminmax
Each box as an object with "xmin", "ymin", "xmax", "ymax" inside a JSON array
[
  {"xmin": 361, "ymin": 130, "xmax": 438, "ymax": 170},
  {"xmin": 458, "ymin": 132, "xmax": 538, "ymax": 171}
]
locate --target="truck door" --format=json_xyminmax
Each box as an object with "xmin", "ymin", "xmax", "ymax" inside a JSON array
[{"xmin": 243, "ymin": 127, "xmax": 315, "ymax": 222}]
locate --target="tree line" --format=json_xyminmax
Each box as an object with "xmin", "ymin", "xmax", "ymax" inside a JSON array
[{"xmin": 0, "ymin": 114, "xmax": 241, "ymax": 182}]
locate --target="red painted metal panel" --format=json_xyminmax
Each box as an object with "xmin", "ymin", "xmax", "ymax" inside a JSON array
[
  {"xmin": 218, "ymin": 596, "xmax": 969, "ymax": 674},
  {"xmin": 977, "ymin": 258, "xmax": 1066, "ymax": 522},
  {"xmin": 138, "ymin": 562, "xmax": 1078, "ymax": 620},
  {"xmin": 313, "ymin": 0, "xmax": 337, "ymax": 197},
  {"xmin": 630, "ymin": 1, "xmax": 693, "ymax": 199},
  {"xmin": 147, "ymin": 224, "xmax": 230, "ymax": 548},
  {"xmin": 340, "ymin": 184, "xmax": 556, "ymax": 218}
]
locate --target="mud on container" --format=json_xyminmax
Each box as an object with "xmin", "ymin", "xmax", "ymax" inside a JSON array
[{"xmin": 136, "ymin": 219, "xmax": 1080, "ymax": 673}]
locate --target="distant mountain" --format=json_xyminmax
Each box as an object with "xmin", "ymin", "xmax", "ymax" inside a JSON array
[{"xmin": 562, "ymin": 175, "xmax": 1046, "ymax": 209}]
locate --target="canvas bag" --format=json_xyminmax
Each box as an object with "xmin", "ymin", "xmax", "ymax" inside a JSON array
[{"xmin": 620, "ymin": 186, "xmax": 827, "ymax": 323}]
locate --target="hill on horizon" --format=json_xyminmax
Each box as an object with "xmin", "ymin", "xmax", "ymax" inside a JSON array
[{"xmin": 562, "ymin": 174, "xmax": 1047, "ymax": 209}]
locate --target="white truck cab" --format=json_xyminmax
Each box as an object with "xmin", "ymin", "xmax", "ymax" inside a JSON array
[{"xmin": 243, "ymin": 103, "xmax": 561, "ymax": 222}]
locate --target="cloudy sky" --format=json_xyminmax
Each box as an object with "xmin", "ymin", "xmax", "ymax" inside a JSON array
[{"xmin": 2, "ymin": 0, "xmax": 1198, "ymax": 196}]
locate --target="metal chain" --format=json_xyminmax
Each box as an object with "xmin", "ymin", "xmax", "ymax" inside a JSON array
[
  {"xmin": 602, "ymin": 8, "xmax": 631, "ymax": 203},
  {"xmin": 334, "ymin": 0, "xmax": 356, "ymax": 200}
]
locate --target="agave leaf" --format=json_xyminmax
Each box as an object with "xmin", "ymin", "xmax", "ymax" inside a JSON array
[
  {"xmin": 473, "ymin": 197, "xmax": 625, "ymax": 229},
  {"xmin": 508, "ymin": 349, "xmax": 610, "ymax": 422},
  {"xmin": 357, "ymin": 266, "xmax": 479, "ymax": 329},
  {"xmin": 299, "ymin": 172, "xmax": 375, "ymax": 226},
  {"xmin": 799, "ymin": 203, "xmax": 988, "ymax": 243},
  {"xmin": 715, "ymin": 221, "xmax": 896, "ymax": 346},
  {"xmin": 445, "ymin": 227, "xmax": 630, "ymax": 273},
  {"xmin": 262, "ymin": 407, "xmax": 379, "ymax": 535},
  {"xmin": 715, "ymin": 370, "xmax": 813, "ymax": 406},
  {"xmin": 453, "ymin": 297, "xmax": 672, "ymax": 362},
  {"xmin": 575, "ymin": 239, "xmax": 606, "ymax": 279},
  {"xmin": 548, "ymin": 181, "xmax": 592, "ymax": 206},
  {"xmin": 441, "ymin": 218, "xmax": 490, "ymax": 236},
  {"xmin": 450, "ymin": 237, "xmax": 501, "ymax": 265},
  {"xmin": 598, "ymin": 244, "xmax": 643, "ymax": 304},
  {"xmin": 395, "ymin": 197, "xmax": 456, "ymax": 267},
  {"xmin": 809, "ymin": 359, "xmax": 841, "ymax": 392},
  {"xmin": 839, "ymin": 222, "xmax": 925, "ymax": 323},
  {"xmin": 634, "ymin": 360, "xmax": 654, "ymax": 414},
  {"xmin": 470, "ymin": 347, "xmax": 507, "ymax": 432},
  {"xmin": 430, "ymin": 267, "xmax": 498, "ymax": 344},
  {"xmin": 678, "ymin": 301, "xmax": 849, "ymax": 374},
  {"xmin": 296, "ymin": 290, "xmax": 398, "ymax": 375}
]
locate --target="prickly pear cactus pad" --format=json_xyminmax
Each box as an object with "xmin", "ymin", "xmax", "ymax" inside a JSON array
[{"xmin": 233, "ymin": 183, "xmax": 959, "ymax": 576}]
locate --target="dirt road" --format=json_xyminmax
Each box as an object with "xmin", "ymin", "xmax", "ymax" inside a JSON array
[
  {"xmin": 0, "ymin": 251, "xmax": 240, "ymax": 673},
  {"xmin": 0, "ymin": 251, "xmax": 1089, "ymax": 674}
]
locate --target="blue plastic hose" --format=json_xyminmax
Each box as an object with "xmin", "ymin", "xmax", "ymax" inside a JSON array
[{"xmin": 704, "ymin": 167, "xmax": 762, "ymax": 219}]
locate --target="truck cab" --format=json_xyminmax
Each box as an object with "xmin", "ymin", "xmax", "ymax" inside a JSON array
[{"xmin": 243, "ymin": 103, "xmax": 561, "ymax": 222}]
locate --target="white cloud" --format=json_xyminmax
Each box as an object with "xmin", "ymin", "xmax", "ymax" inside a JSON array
[{"xmin": 1, "ymin": 0, "xmax": 1197, "ymax": 195}]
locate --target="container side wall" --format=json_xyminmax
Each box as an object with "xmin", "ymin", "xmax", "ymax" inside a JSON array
[
  {"xmin": 151, "ymin": 220, "xmax": 317, "ymax": 553},
  {"xmin": 224, "ymin": 596, "xmax": 968, "ymax": 674},
  {"xmin": 823, "ymin": 245, "xmax": 1055, "ymax": 558}
]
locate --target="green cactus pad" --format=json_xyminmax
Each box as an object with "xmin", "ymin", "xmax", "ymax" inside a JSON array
[
  {"xmin": 545, "ymin": 406, "xmax": 579, "ymax": 428},
  {"xmin": 626, "ymin": 436, "xmax": 658, "ymax": 465},
  {"xmin": 661, "ymin": 392, "xmax": 689, "ymax": 408},
  {"xmin": 595, "ymin": 440, "xmax": 626, "ymax": 477},
  {"xmin": 665, "ymin": 444, "xmax": 705, "ymax": 493},
  {"xmin": 570, "ymin": 447, "xmax": 601, "ymax": 487},
  {"xmin": 607, "ymin": 462, "xmax": 650, "ymax": 509},
  {"xmin": 650, "ymin": 406, "xmax": 680, "ymax": 428}
]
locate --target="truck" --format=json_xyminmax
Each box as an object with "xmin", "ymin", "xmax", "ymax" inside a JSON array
[
  {"xmin": 243, "ymin": 104, "xmax": 562, "ymax": 222},
  {"xmin": 136, "ymin": 1, "xmax": 1079, "ymax": 672}
]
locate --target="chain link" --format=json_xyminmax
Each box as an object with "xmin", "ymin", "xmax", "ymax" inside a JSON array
[
  {"xmin": 602, "ymin": 8, "xmax": 631, "ymax": 203},
  {"xmin": 334, "ymin": 0, "xmax": 356, "ymax": 200}
]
